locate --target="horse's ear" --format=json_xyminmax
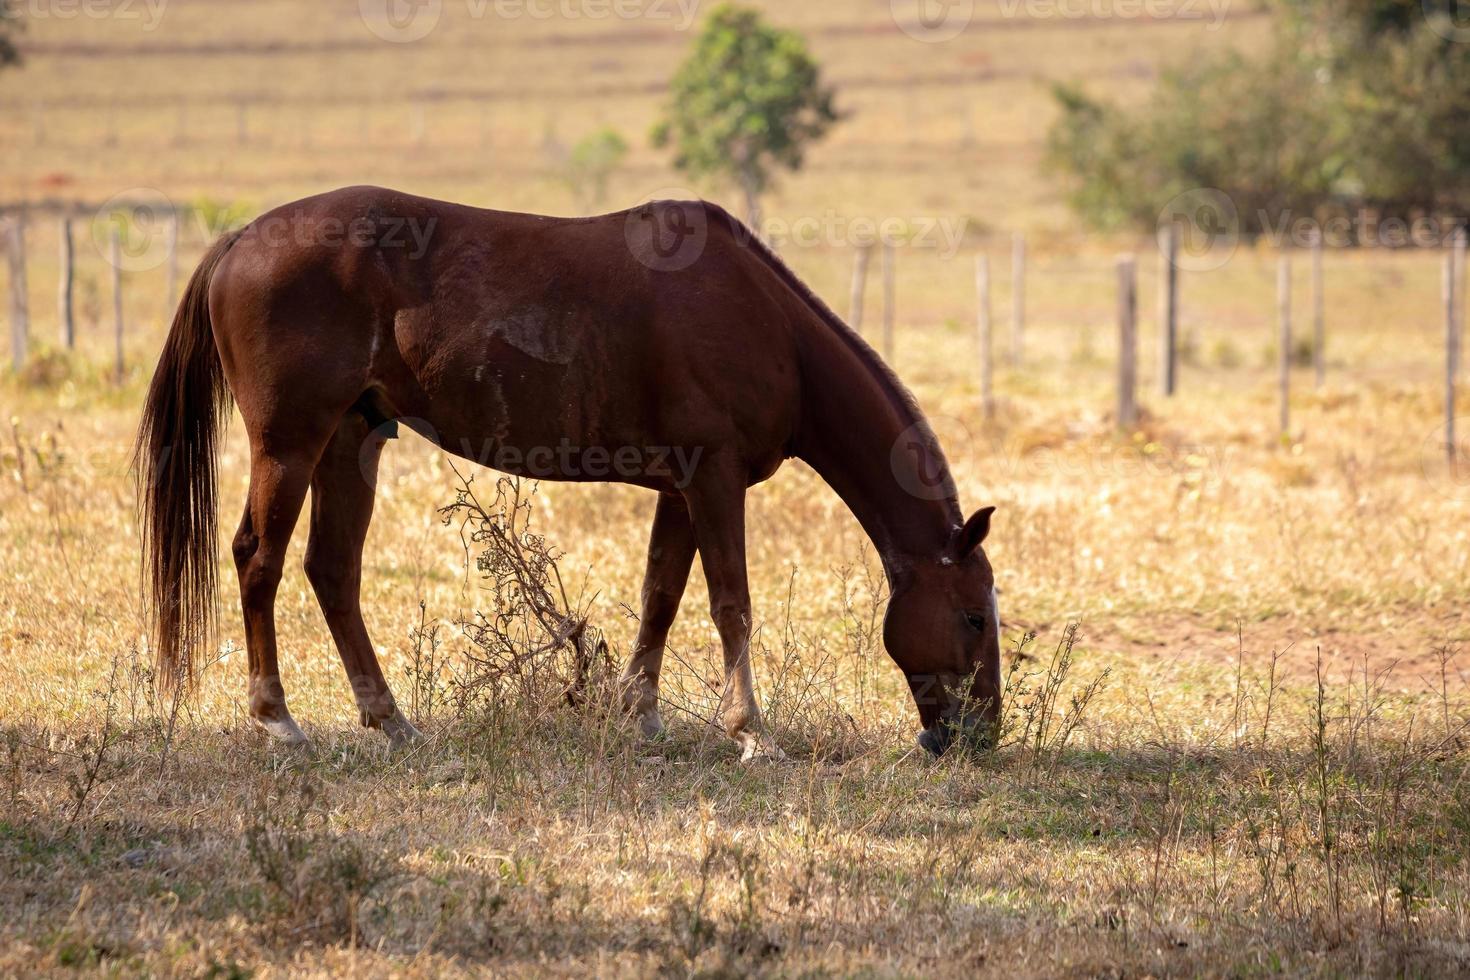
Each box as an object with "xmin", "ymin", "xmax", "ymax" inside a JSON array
[{"xmin": 955, "ymin": 506, "xmax": 995, "ymax": 558}]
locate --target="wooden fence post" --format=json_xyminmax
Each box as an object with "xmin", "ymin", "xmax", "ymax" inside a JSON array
[
  {"xmin": 881, "ymin": 242, "xmax": 896, "ymax": 363},
  {"xmin": 1158, "ymin": 223, "xmax": 1178, "ymax": 396},
  {"xmin": 165, "ymin": 212, "xmax": 180, "ymax": 313},
  {"xmin": 1011, "ymin": 232, "xmax": 1025, "ymax": 366},
  {"xmin": 7, "ymin": 213, "xmax": 28, "ymax": 373},
  {"xmin": 849, "ymin": 244, "xmax": 871, "ymax": 336},
  {"xmin": 1447, "ymin": 243, "xmax": 1460, "ymax": 463},
  {"xmin": 111, "ymin": 229, "xmax": 125, "ymax": 383},
  {"xmin": 976, "ymin": 254, "xmax": 994, "ymax": 420},
  {"xmin": 1278, "ymin": 253, "xmax": 1292, "ymax": 437},
  {"xmin": 1117, "ymin": 255, "xmax": 1137, "ymax": 429},
  {"xmin": 1311, "ymin": 230, "xmax": 1325, "ymax": 387},
  {"xmin": 58, "ymin": 217, "xmax": 75, "ymax": 349},
  {"xmin": 1455, "ymin": 228, "xmax": 1466, "ymax": 385}
]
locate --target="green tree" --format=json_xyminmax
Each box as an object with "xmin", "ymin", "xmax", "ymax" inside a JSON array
[
  {"xmin": 652, "ymin": 3, "xmax": 839, "ymax": 229},
  {"xmin": 562, "ymin": 127, "xmax": 629, "ymax": 213},
  {"xmin": 1, "ymin": 1, "xmax": 22, "ymax": 70}
]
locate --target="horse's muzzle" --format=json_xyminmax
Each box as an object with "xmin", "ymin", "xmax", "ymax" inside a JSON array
[{"xmin": 918, "ymin": 714, "xmax": 998, "ymax": 757}]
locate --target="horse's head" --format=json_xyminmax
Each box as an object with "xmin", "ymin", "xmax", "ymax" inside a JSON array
[{"xmin": 883, "ymin": 506, "xmax": 1001, "ymax": 757}]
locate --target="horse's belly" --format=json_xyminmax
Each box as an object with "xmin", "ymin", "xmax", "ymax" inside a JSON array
[{"xmin": 396, "ymin": 313, "xmax": 685, "ymax": 486}]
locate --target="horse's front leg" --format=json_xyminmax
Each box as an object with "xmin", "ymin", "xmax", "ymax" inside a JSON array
[
  {"xmin": 682, "ymin": 466, "xmax": 783, "ymax": 762},
  {"xmin": 620, "ymin": 492, "xmax": 697, "ymax": 737}
]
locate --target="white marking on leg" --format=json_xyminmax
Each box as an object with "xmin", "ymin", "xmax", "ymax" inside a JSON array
[
  {"xmin": 253, "ymin": 711, "xmax": 309, "ymax": 747},
  {"xmin": 380, "ymin": 711, "xmax": 425, "ymax": 749}
]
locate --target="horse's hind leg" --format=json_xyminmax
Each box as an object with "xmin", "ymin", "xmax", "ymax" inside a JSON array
[
  {"xmin": 234, "ymin": 445, "xmax": 320, "ymax": 746},
  {"xmin": 304, "ymin": 414, "xmax": 423, "ymax": 747},
  {"xmin": 621, "ymin": 492, "xmax": 697, "ymax": 737}
]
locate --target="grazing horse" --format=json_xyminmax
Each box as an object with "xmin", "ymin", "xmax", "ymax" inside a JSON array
[{"xmin": 135, "ymin": 186, "xmax": 1001, "ymax": 759}]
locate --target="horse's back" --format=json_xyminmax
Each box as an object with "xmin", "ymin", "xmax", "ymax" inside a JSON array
[{"xmin": 211, "ymin": 187, "xmax": 804, "ymax": 487}]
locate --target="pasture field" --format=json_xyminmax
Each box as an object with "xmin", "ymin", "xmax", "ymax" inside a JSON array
[{"xmin": 2, "ymin": 0, "xmax": 1469, "ymax": 976}]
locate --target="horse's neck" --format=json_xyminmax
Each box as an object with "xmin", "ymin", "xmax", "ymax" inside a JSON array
[{"xmin": 793, "ymin": 323, "xmax": 961, "ymax": 580}]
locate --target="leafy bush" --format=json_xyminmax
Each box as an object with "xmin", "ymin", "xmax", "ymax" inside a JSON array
[
  {"xmin": 0, "ymin": 1, "xmax": 20, "ymax": 71},
  {"xmin": 562, "ymin": 127, "xmax": 628, "ymax": 213},
  {"xmin": 1046, "ymin": 0, "xmax": 1470, "ymax": 239}
]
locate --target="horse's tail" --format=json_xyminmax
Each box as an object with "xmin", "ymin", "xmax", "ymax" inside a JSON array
[{"xmin": 133, "ymin": 229, "xmax": 243, "ymax": 691}]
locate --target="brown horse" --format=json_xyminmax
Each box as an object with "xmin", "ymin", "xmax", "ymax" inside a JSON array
[{"xmin": 135, "ymin": 186, "xmax": 1000, "ymax": 759}]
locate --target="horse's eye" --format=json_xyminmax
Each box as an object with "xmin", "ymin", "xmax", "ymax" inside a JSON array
[{"xmin": 964, "ymin": 612, "xmax": 988, "ymax": 632}]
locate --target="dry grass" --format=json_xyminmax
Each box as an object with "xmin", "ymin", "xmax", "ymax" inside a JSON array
[{"xmin": 3, "ymin": 0, "xmax": 1470, "ymax": 976}]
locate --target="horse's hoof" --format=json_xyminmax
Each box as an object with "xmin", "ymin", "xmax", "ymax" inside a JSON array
[
  {"xmin": 737, "ymin": 734, "xmax": 786, "ymax": 763},
  {"xmin": 636, "ymin": 710, "xmax": 666, "ymax": 739},
  {"xmin": 252, "ymin": 713, "xmax": 309, "ymax": 747},
  {"xmin": 381, "ymin": 713, "xmax": 425, "ymax": 749}
]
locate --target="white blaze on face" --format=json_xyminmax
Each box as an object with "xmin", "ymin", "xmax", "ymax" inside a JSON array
[{"xmin": 991, "ymin": 586, "xmax": 1001, "ymax": 638}]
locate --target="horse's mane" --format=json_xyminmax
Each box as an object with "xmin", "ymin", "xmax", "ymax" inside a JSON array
[{"xmin": 701, "ymin": 202, "xmax": 961, "ymax": 511}]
